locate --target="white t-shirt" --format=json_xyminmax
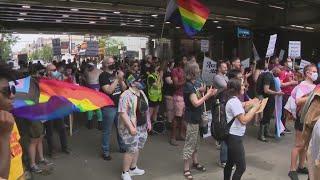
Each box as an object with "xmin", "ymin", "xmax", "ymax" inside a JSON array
[{"xmin": 226, "ymin": 97, "xmax": 246, "ymax": 136}]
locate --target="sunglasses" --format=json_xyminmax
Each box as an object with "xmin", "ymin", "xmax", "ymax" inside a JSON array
[{"xmin": 0, "ymin": 85, "xmax": 16, "ymax": 98}]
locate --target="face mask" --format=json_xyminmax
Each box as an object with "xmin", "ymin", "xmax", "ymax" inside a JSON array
[
  {"xmin": 51, "ymin": 71, "xmax": 60, "ymax": 78},
  {"xmin": 108, "ymin": 64, "xmax": 116, "ymax": 70},
  {"xmin": 287, "ymin": 62, "xmax": 293, "ymax": 69},
  {"xmin": 311, "ymin": 72, "xmax": 318, "ymax": 81},
  {"xmin": 135, "ymin": 82, "xmax": 145, "ymax": 90}
]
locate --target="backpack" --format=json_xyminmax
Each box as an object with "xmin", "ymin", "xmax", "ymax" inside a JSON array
[
  {"xmin": 210, "ymin": 93, "xmax": 235, "ymax": 141},
  {"xmin": 136, "ymin": 91, "xmax": 149, "ymax": 127}
]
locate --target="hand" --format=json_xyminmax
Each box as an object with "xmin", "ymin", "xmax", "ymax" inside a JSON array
[
  {"xmin": 206, "ymin": 86, "xmax": 217, "ymax": 97},
  {"xmin": 0, "ymin": 110, "xmax": 15, "ymax": 136},
  {"xmin": 250, "ymin": 100, "xmax": 262, "ymax": 113},
  {"xmin": 199, "ymin": 84, "xmax": 206, "ymax": 93},
  {"xmin": 129, "ymin": 126, "xmax": 137, "ymax": 136},
  {"xmin": 245, "ymin": 72, "xmax": 252, "ymax": 79},
  {"xmin": 117, "ymin": 70, "xmax": 124, "ymax": 81},
  {"xmin": 290, "ymin": 81, "xmax": 299, "ymax": 86},
  {"xmin": 147, "ymin": 121, "xmax": 152, "ymax": 132},
  {"xmin": 277, "ymin": 91, "xmax": 285, "ymax": 96},
  {"xmin": 245, "ymin": 98, "xmax": 259, "ymax": 108}
]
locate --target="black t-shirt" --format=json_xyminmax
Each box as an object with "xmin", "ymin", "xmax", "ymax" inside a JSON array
[
  {"xmin": 99, "ymin": 71, "xmax": 122, "ymax": 106},
  {"xmin": 257, "ymin": 72, "xmax": 276, "ymax": 98},
  {"xmin": 184, "ymin": 81, "xmax": 203, "ymax": 124},
  {"xmin": 163, "ymin": 70, "xmax": 175, "ymax": 96}
]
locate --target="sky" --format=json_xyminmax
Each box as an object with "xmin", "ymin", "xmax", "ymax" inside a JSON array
[{"xmin": 12, "ymin": 34, "xmax": 58, "ymax": 52}]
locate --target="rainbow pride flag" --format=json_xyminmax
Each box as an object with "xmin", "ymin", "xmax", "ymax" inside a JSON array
[
  {"xmin": 165, "ymin": 0, "xmax": 210, "ymax": 37},
  {"xmin": 12, "ymin": 77, "xmax": 114, "ymax": 121}
]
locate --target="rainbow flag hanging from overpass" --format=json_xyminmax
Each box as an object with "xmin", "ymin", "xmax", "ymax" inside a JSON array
[{"xmin": 165, "ymin": 0, "xmax": 210, "ymax": 37}]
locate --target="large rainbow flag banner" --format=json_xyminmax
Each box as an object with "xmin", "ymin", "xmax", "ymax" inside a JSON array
[
  {"xmin": 12, "ymin": 77, "xmax": 114, "ymax": 121},
  {"xmin": 165, "ymin": 0, "xmax": 210, "ymax": 37}
]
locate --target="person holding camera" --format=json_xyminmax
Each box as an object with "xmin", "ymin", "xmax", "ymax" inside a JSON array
[{"xmin": 99, "ymin": 57, "xmax": 127, "ymax": 161}]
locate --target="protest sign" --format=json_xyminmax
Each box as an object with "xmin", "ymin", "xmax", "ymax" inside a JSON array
[
  {"xmin": 266, "ymin": 34, "xmax": 277, "ymax": 57},
  {"xmin": 288, "ymin": 41, "xmax": 301, "ymax": 58},
  {"xmin": 241, "ymin": 58, "xmax": 250, "ymax": 69},
  {"xmin": 299, "ymin": 59, "xmax": 311, "ymax": 69},
  {"xmin": 202, "ymin": 57, "xmax": 216, "ymax": 86},
  {"xmin": 201, "ymin": 40, "xmax": 209, "ymax": 52}
]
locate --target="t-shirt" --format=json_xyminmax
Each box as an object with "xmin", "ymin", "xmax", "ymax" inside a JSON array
[
  {"xmin": 163, "ymin": 69, "xmax": 175, "ymax": 96},
  {"xmin": 279, "ymin": 69, "xmax": 295, "ymax": 95},
  {"xmin": 99, "ymin": 71, "xmax": 122, "ymax": 106},
  {"xmin": 9, "ymin": 123, "xmax": 24, "ymax": 180},
  {"xmin": 257, "ymin": 72, "xmax": 276, "ymax": 98},
  {"xmin": 226, "ymin": 97, "xmax": 246, "ymax": 136},
  {"xmin": 292, "ymin": 81, "xmax": 316, "ymax": 113},
  {"xmin": 171, "ymin": 67, "xmax": 185, "ymax": 96},
  {"xmin": 183, "ymin": 81, "xmax": 203, "ymax": 124},
  {"xmin": 213, "ymin": 74, "xmax": 228, "ymax": 91}
]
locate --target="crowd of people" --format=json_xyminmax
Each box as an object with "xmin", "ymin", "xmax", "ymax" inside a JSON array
[{"xmin": 0, "ymin": 54, "xmax": 320, "ymax": 180}]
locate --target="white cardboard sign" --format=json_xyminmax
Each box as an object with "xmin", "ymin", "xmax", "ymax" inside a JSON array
[
  {"xmin": 202, "ymin": 56, "xmax": 216, "ymax": 86},
  {"xmin": 299, "ymin": 59, "xmax": 310, "ymax": 70},
  {"xmin": 288, "ymin": 41, "xmax": 301, "ymax": 58},
  {"xmin": 201, "ymin": 40, "xmax": 209, "ymax": 52},
  {"xmin": 241, "ymin": 58, "xmax": 250, "ymax": 69},
  {"xmin": 266, "ymin": 34, "xmax": 277, "ymax": 57}
]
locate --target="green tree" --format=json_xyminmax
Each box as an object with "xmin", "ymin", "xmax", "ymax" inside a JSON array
[
  {"xmin": 30, "ymin": 45, "xmax": 53, "ymax": 62},
  {"xmin": 0, "ymin": 33, "xmax": 19, "ymax": 61},
  {"xmin": 98, "ymin": 36, "xmax": 124, "ymax": 57}
]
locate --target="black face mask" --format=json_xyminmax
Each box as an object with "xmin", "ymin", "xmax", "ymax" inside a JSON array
[{"xmin": 108, "ymin": 64, "xmax": 116, "ymax": 70}]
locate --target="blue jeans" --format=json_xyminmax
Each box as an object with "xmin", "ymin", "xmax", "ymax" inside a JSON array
[
  {"xmin": 101, "ymin": 106, "xmax": 125, "ymax": 156},
  {"xmin": 220, "ymin": 141, "xmax": 228, "ymax": 163}
]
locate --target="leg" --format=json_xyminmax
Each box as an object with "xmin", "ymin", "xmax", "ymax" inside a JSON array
[
  {"xmin": 55, "ymin": 119, "xmax": 68, "ymax": 151},
  {"xmin": 151, "ymin": 105, "xmax": 159, "ymax": 122},
  {"xmin": 123, "ymin": 152, "xmax": 134, "ymax": 172},
  {"xmin": 224, "ymin": 137, "xmax": 234, "ymax": 180},
  {"xmin": 101, "ymin": 107, "xmax": 117, "ymax": 156},
  {"xmin": 87, "ymin": 111, "xmax": 94, "ymax": 129},
  {"xmin": 149, "ymin": 107, "xmax": 155, "ymax": 123},
  {"xmin": 130, "ymin": 151, "xmax": 139, "ymax": 169},
  {"xmin": 114, "ymin": 111, "xmax": 126, "ymax": 152},
  {"xmin": 28, "ymin": 138, "xmax": 38, "ymax": 167},
  {"xmin": 44, "ymin": 121, "xmax": 54, "ymax": 156},
  {"xmin": 220, "ymin": 141, "xmax": 228, "ymax": 164},
  {"xmin": 290, "ymin": 130, "xmax": 303, "ymax": 171},
  {"xmin": 37, "ymin": 136, "xmax": 44, "ymax": 161},
  {"xmin": 232, "ymin": 137, "xmax": 246, "ymax": 180}
]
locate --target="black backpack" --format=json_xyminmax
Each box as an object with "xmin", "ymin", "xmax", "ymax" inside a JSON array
[{"xmin": 211, "ymin": 93, "xmax": 235, "ymax": 141}]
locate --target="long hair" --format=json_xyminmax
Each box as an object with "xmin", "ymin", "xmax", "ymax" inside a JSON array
[
  {"xmin": 225, "ymin": 78, "xmax": 242, "ymax": 100},
  {"xmin": 0, "ymin": 62, "xmax": 19, "ymax": 81},
  {"xmin": 185, "ymin": 62, "xmax": 200, "ymax": 81}
]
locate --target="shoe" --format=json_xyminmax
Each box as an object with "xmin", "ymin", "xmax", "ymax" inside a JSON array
[
  {"xmin": 169, "ymin": 139, "xmax": 179, "ymax": 146},
  {"xmin": 39, "ymin": 158, "xmax": 54, "ymax": 166},
  {"xmin": 217, "ymin": 161, "xmax": 226, "ymax": 168},
  {"xmin": 284, "ymin": 128, "xmax": 292, "ymax": 134},
  {"xmin": 129, "ymin": 167, "xmax": 145, "ymax": 176},
  {"xmin": 297, "ymin": 167, "xmax": 309, "ymax": 174},
  {"xmin": 102, "ymin": 154, "xmax": 112, "ymax": 161},
  {"xmin": 258, "ymin": 125, "xmax": 268, "ymax": 142},
  {"xmin": 62, "ymin": 148, "xmax": 71, "ymax": 154},
  {"xmin": 119, "ymin": 148, "xmax": 126, "ymax": 153},
  {"xmin": 30, "ymin": 165, "xmax": 43, "ymax": 174},
  {"xmin": 121, "ymin": 171, "xmax": 132, "ymax": 180},
  {"xmin": 288, "ymin": 171, "xmax": 299, "ymax": 180},
  {"xmin": 280, "ymin": 132, "xmax": 285, "ymax": 136}
]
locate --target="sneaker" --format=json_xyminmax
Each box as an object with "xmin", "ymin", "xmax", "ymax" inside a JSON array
[
  {"xmin": 169, "ymin": 139, "xmax": 179, "ymax": 146},
  {"xmin": 284, "ymin": 128, "xmax": 292, "ymax": 134},
  {"xmin": 39, "ymin": 158, "xmax": 54, "ymax": 166},
  {"xmin": 102, "ymin": 154, "xmax": 112, "ymax": 161},
  {"xmin": 297, "ymin": 167, "xmax": 309, "ymax": 174},
  {"xmin": 217, "ymin": 161, "xmax": 226, "ymax": 168},
  {"xmin": 129, "ymin": 167, "xmax": 145, "ymax": 176},
  {"xmin": 288, "ymin": 171, "xmax": 299, "ymax": 180},
  {"xmin": 121, "ymin": 171, "xmax": 132, "ymax": 180},
  {"xmin": 30, "ymin": 165, "xmax": 43, "ymax": 174}
]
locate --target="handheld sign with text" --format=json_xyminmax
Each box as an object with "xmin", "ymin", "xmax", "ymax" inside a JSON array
[
  {"xmin": 202, "ymin": 57, "xmax": 216, "ymax": 86},
  {"xmin": 241, "ymin": 58, "xmax": 250, "ymax": 69},
  {"xmin": 288, "ymin": 41, "xmax": 301, "ymax": 59},
  {"xmin": 252, "ymin": 43, "xmax": 260, "ymax": 61},
  {"xmin": 266, "ymin": 34, "xmax": 277, "ymax": 58},
  {"xmin": 201, "ymin": 40, "xmax": 209, "ymax": 52},
  {"xmin": 299, "ymin": 60, "xmax": 311, "ymax": 70}
]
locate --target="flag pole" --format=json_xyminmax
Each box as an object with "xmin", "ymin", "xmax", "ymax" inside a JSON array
[{"xmin": 161, "ymin": 0, "xmax": 169, "ymax": 39}]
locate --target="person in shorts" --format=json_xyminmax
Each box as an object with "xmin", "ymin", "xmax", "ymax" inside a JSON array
[
  {"xmin": 170, "ymin": 57, "xmax": 187, "ymax": 146},
  {"xmin": 118, "ymin": 74, "xmax": 151, "ymax": 180}
]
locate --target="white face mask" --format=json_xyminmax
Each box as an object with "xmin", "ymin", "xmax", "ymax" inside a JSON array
[
  {"xmin": 287, "ymin": 62, "xmax": 293, "ymax": 69},
  {"xmin": 311, "ymin": 72, "xmax": 318, "ymax": 82}
]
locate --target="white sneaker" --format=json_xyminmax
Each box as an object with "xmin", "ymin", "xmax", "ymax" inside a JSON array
[
  {"xmin": 121, "ymin": 172, "xmax": 132, "ymax": 180},
  {"xmin": 129, "ymin": 167, "xmax": 145, "ymax": 176}
]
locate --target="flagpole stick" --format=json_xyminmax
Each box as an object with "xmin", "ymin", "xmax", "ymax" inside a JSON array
[{"xmin": 293, "ymin": 57, "xmax": 296, "ymax": 72}]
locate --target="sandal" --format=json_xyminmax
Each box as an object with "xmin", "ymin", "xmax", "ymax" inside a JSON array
[
  {"xmin": 192, "ymin": 163, "xmax": 206, "ymax": 172},
  {"xmin": 183, "ymin": 170, "xmax": 193, "ymax": 180}
]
